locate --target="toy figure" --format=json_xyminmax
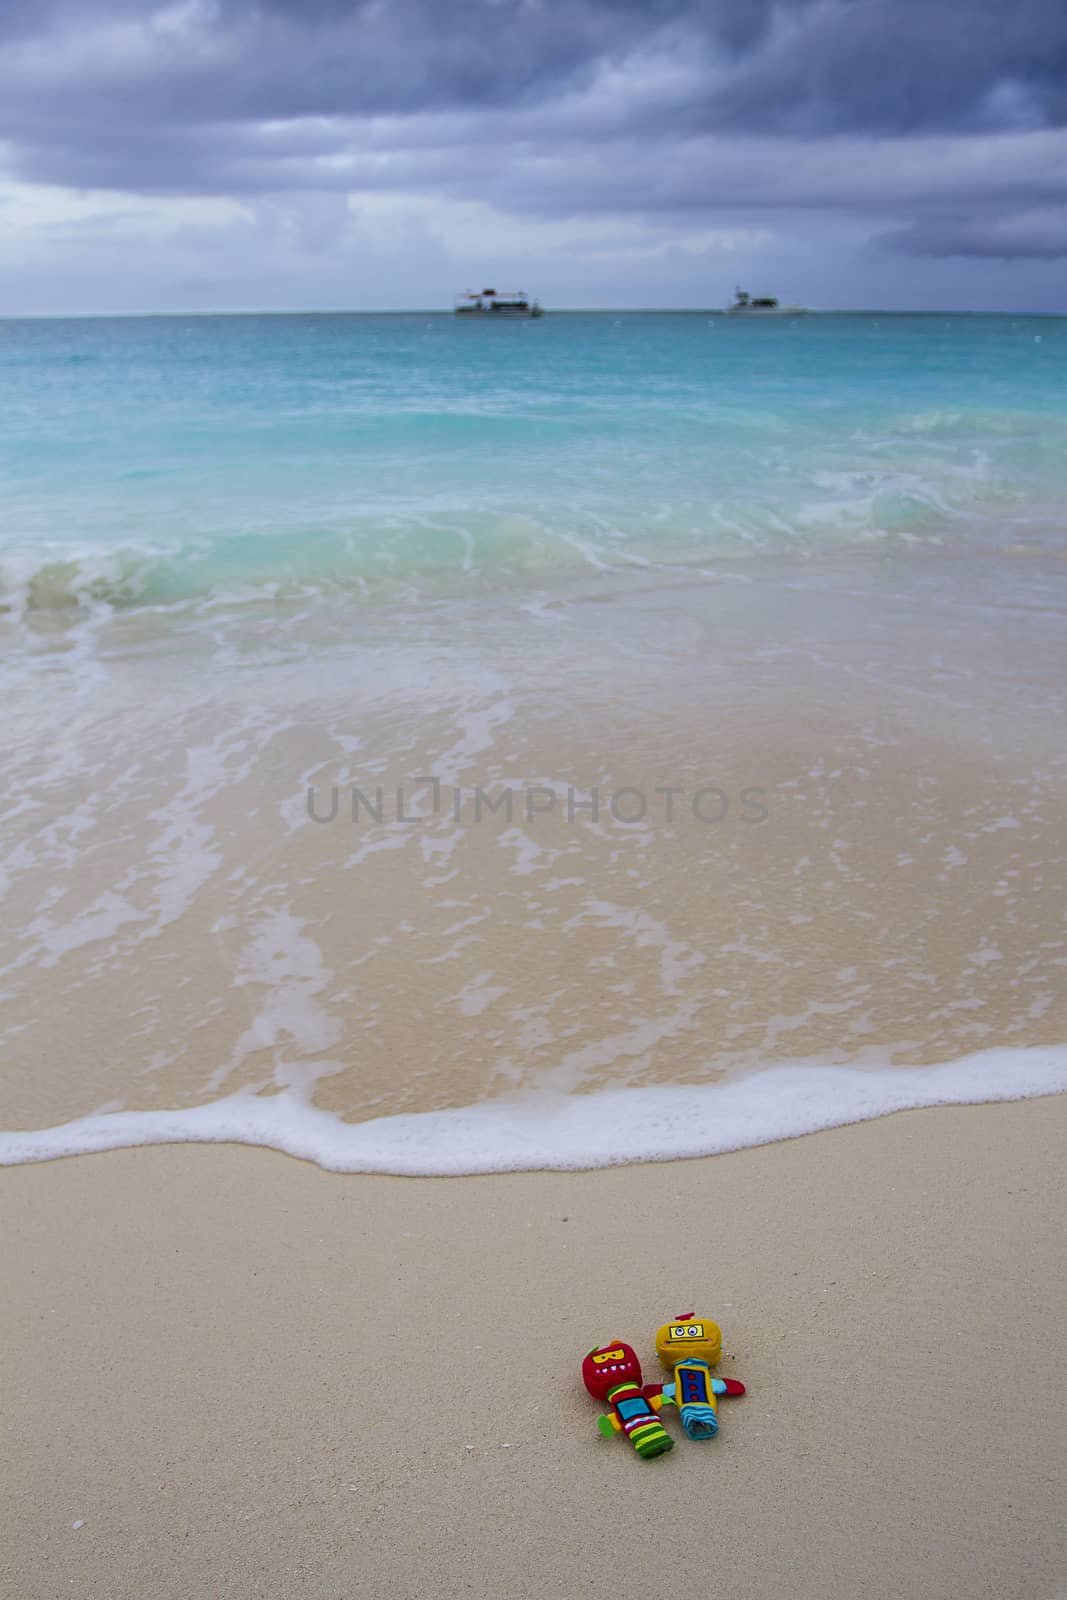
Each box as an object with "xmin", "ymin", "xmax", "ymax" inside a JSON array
[
  {"xmin": 582, "ymin": 1341, "xmax": 673, "ymax": 1460},
  {"xmin": 655, "ymin": 1314, "xmax": 746, "ymax": 1441}
]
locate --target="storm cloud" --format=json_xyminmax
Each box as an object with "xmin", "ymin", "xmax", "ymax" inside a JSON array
[{"xmin": 1, "ymin": 0, "xmax": 1066, "ymax": 309}]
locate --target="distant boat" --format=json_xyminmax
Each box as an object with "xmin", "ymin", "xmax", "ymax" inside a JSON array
[
  {"xmin": 725, "ymin": 287, "xmax": 805, "ymax": 316},
  {"xmin": 454, "ymin": 288, "xmax": 544, "ymax": 318}
]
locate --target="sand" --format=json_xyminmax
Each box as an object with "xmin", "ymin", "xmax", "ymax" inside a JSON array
[{"xmin": 3, "ymin": 1095, "xmax": 1065, "ymax": 1600}]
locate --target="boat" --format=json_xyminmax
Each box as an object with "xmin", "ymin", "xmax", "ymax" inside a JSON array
[
  {"xmin": 454, "ymin": 289, "xmax": 543, "ymax": 318},
  {"xmin": 725, "ymin": 287, "xmax": 805, "ymax": 316}
]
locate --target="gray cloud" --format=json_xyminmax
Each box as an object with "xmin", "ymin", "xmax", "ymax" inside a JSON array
[
  {"xmin": 1, "ymin": 0, "xmax": 1066, "ymax": 303},
  {"xmin": 883, "ymin": 206, "xmax": 1067, "ymax": 259},
  {"xmin": 3, "ymin": 1, "xmax": 1067, "ymax": 148}
]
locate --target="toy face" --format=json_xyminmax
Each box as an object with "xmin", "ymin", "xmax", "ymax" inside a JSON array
[
  {"xmin": 655, "ymin": 1317, "xmax": 722, "ymax": 1368},
  {"xmin": 582, "ymin": 1341, "xmax": 643, "ymax": 1398}
]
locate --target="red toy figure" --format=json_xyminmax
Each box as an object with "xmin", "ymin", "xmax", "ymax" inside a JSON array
[{"xmin": 582, "ymin": 1341, "xmax": 673, "ymax": 1460}]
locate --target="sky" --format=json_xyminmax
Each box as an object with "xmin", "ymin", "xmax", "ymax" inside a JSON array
[{"xmin": 1, "ymin": 0, "xmax": 1065, "ymax": 313}]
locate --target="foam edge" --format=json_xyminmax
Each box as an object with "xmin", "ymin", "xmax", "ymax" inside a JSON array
[{"xmin": 2, "ymin": 1046, "xmax": 1066, "ymax": 1175}]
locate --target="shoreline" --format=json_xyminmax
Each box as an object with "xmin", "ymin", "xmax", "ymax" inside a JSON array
[
  {"xmin": 5, "ymin": 539, "xmax": 1066, "ymax": 1135},
  {"xmin": 4, "ymin": 1096, "xmax": 1065, "ymax": 1600},
  {"xmin": 3, "ymin": 1049, "xmax": 1067, "ymax": 1173}
]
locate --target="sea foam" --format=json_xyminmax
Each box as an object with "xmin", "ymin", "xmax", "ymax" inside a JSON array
[{"xmin": 2, "ymin": 1047, "xmax": 1065, "ymax": 1174}]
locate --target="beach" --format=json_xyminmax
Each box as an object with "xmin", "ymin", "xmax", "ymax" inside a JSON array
[
  {"xmin": 3, "ymin": 312, "xmax": 1066, "ymax": 1596},
  {"xmin": 4, "ymin": 1095, "xmax": 1066, "ymax": 1600}
]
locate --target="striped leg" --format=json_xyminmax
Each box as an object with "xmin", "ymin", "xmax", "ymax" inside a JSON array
[{"xmin": 629, "ymin": 1419, "xmax": 674, "ymax": 1458}]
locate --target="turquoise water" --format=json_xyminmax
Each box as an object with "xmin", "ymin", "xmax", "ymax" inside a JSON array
[{"xmin": 2, "ymin": 312, "xmax": 1065, "ymax": 612}]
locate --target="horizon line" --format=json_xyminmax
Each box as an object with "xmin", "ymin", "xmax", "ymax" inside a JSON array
[{"xmin": 2, "ymin": 304, "xmax": 1065, "ymax": 321}]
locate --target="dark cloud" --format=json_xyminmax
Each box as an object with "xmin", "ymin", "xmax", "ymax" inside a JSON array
[
  {"xmin": 883, "ymin": 207, "xmax": 1067, "ymax": 259},
  {"xmin": 0, "ymin": 0, "xmax": 1066, "ymax": 294},
  {"xmin": 3, "ymin": 0, "xmax": 1066, "ymax": 146},
  {"xmin": 699, "ymin": 0, "xmax": 1067, "ymax": 136}
]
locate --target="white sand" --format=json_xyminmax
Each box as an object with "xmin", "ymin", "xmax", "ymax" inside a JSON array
[{"xmin": 3, "ymin": 1095, "xmax": 1066, "ymax": 1599}]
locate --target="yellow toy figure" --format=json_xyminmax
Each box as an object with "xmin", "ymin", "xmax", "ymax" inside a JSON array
[{"xmin": 655, "ymin": 1314, "xmax": 746, "ymax": 1441}]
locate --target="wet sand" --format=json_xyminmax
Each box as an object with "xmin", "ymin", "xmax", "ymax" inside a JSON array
[{"xmin": 4, "ymin": 548, "xmax": 1066, "ymax": 1137}]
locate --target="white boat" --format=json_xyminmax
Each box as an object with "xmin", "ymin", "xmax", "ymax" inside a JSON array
[
  {"xmin": 725, "ymin": 288, "xmax": 805, "ymax": 316},
  {"xmin": 454, "ymin": 288, "xmax": 543, "ymax": 318}
]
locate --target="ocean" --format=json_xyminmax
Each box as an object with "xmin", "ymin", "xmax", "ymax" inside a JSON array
[{"xmin": 2, "ymin": 311, "xmax": 1066, "ymax": 1169}]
